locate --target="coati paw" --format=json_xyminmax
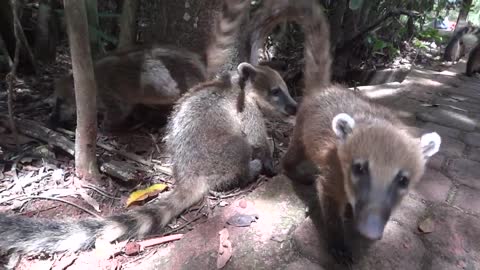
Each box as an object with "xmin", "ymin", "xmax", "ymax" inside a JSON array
[
  {"xmin": 248, "ymin": 159, "xmax": 263, "ymax": 180},
  {"xmin": 262, "ymin": 158, "xmax": 276, "ymax": 177},
  {"xmin": 329, "ymin": 243, "xmax": 353, "ymax": 266}
]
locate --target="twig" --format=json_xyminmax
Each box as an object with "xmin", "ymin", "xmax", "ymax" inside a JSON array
[
  {"xmin": 162, "ymin": 215, "xmax": 205, "ymax": 236},
  {"xmin": 5, "ymin": 0, "xmax": 22, "ymax": 147},
  {"xmin": 82, "ymin": 184, "xmax": 120, "ymax": 200},
  {"xmin": 12, "ymin": 2, "xmax": 37, "ymax": 73},
  {"xmin": 23, "ymin": 196, "xmax": 101, "ymax": 218},
  {"xmin": 97, "ymin": 142, "xmax": 172, "ymax": 175}
]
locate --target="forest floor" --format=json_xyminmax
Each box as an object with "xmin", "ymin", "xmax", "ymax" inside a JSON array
[{"xmin": 1, "ymin": 54, "xmax": 480, "ymax": 269}]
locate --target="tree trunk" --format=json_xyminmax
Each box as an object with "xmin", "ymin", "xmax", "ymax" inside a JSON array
[
  {"xmin": 84, "ymin": 0, "xmax": 103, "ymax": 57},
  {"xmin": 144, "ymin": 0, "xmax": 223, "ymax": 59},
  {"xmin": 118, "ymin": 0, "xmax": 138, "ymax": 48},
  {"xmin": 328, "ymin": 0, "xmax": 347, "ymax": 50},
  {"xmin": 63, "ymin": 0, "xmax": 99, "ymax": 182},
  {"xmin": 455, "ymin": 0, "xmax": 473, "ymax": 30},
  {"xmin": 34, "ymin": 0, "xmax": 59, "ymax": 63}
]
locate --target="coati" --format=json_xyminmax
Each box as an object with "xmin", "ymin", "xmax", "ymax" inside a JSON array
[
  {"xmin": 0, "ymin": 0, "xmax": 297, "ymax": 268},
  {"xmin": 252, "ymin": 0, "xmax": 442, "ymax": 262},
  {"xmin": 49, "ymin": 45, "xmax": 207, "ymax": 131},
  {"xmin": 444, "ymin": 25, "xmax": 480, "ymax": 62},
  {"xmin": 466, "ymin": 41, "xmax": 480, "ymax": 76}
]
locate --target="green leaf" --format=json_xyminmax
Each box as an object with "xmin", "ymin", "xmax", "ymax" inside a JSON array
[{"xmin": 349, "ymin": 0, "xmax": 363, "ymax": 10}]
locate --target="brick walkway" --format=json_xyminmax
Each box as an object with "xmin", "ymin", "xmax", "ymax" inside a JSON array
[{"xmin": 139, "ymin": 62, "xmax": 480, "ymax": 270}]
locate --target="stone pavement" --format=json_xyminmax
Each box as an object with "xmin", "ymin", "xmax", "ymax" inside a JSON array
[{"xmin": 136, "ymin": 61, "xmax": 480, "ymax": 270}]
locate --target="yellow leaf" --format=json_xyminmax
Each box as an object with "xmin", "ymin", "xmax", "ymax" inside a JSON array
[{"xmin": 126, "ymin": 184, "xmax": 167, "ymax": 207}]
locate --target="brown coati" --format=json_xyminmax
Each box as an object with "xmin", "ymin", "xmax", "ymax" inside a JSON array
[
  {"xmin": 466, "ymin": 41, "xmax": 480, "ymax": 76},
  {"xmin": 444, "ymin": 25, "xmax": 480, "ymax": 62},
  {"xmin": 0, "ymin": 1, "xmax": 296, "ymax": 268},
  {"xmin": 251, "ymin": 0, "xmax": 442, "ymax": 263},
  {"xmin": 49, "ymin": 44, "xmax": 207, "ymax": 131}
]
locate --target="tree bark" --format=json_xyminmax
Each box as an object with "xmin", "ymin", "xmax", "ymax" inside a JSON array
[
  {"xmin": 63, "ymin": 0, "xmax": 99, "ymax": 182},
  {"xmin": 84, "ymin": 0, "xmax": 102, "ymax": 57},
  {"xmin": 34, "ymin": 0, "xmax": 59, "ymax": 63},
  {"xmin": 144, "ymin": 0, "xmax": 223, "ymax": 59},
  {"xmin": 455, "ymin": 0, "xmax": 473, "ymax": 30},
  {"xmin": 328, "ymin": 0, "xmax": 347, "ymax": 50},
  {"xmin": 118, "ymin": 0, "xmax": 139, "ymax": 48}
]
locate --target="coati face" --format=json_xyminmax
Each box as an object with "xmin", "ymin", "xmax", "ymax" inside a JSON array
[
  {"xmin": 332, "ymin": 113, "xmax": 441, "ymax": 240},
  {"xmin": 237, "ymin": 62, "xmax": 297, "ymax": 116},
  {"xmin": 48, "ymin": 76, "xmax": 76, "ymax": 128}
]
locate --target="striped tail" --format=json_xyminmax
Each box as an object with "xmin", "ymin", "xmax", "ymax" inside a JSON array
[
  {"xmin": 206, "ymin": 0, "xmax": 250, "ymax": 78},
  {"xmin": 0, "ymin": 177, "xmax": 208, "ymax": 268},
  {"xmin": 247, "ymin": 0, "xmax": 332, "ymax": 92}
]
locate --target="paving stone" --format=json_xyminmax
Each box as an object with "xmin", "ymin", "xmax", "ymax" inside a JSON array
[
  {"xmin": 465, "ymin": 132, "xmax": 480, "ymax": 147},
  {"xmin": 412, "ymin": 169, "xmax": 453, "ymax": 203},
  {"xmin": 165, "ymin": 176, "xmax": 307, "ymax": 270},
  {"xmin": 420, "ymin": 205, "xmax": 480, "ymax": 268},
  {"xmin": 452, "ymin": 185, "xmax": 480, "ymax": 214},
  {"xmin": 426, "ymin": 154, "xmax": 445, "ymax": 170},
  {"xmin": 437, "ymin": 137, "xmax": 465, "ymax": 158},
  {"xmin": 416, "ymin": 109, "xmax": 478, "ymax": 131},
  {"xmin": 422, "ymin": 122, "xmax": 461, "ymax": 139},
  {"xmin": 391, "ymin": 195, "xmax": 427, "ymax": 230},
  {"xmin": 291, "ymin": 217, "xmax": 331, "ymax": 266},
  {"xmin": 285, "ymin": 258, "xmax": 324, "ymax": 270},
  {"xmin": 354, "ymin": 222, "xmax": 426, "ymax": 270},
  {"xmin": 447, "ymin": 158, "xmax": 480, "ymax": 189},
  {"xmin": 467, "ymin": 147, "xmax": 480, "ymax": 162}
]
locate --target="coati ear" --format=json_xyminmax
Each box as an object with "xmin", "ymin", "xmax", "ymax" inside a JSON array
[
  {"xmin": 420, "ymin": 132, "xmax": 441, "ymax": 159},
  {"xmin": 237, "ymin": 62, "xmax": 257, "ymax": 82},
  {"xmin": 332, "ymin": 113, "xmax": 355, "ymax": 141}
]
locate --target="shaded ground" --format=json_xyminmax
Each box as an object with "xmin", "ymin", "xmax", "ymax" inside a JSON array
[{"xmin": 1, "ymin": 57, "xmax": 480, "ymax": 269}]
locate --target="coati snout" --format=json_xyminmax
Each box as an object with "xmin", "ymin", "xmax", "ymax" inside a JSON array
[
  {"xmin": 238, "ymin": 62, "xmax": 297, "ymax": 116},
  {"xmin": 332, "ymin": 113, "xmax": 441, "ymax": 240}
]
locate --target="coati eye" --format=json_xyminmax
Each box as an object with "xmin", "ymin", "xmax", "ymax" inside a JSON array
[
  {"xmin": 397, "ymin": 175, "xmax": 410, "ymax": 189},
  {"xmin": 352, "ymin": 161, "xmax": 368, "ymax": 175},
  {"xmin": 271, "ymin": 87, "xmax": 281, "ymax": 95}
]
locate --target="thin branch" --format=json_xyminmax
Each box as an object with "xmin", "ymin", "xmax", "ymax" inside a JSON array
[
  {"xmin": 5, "ymin": 0, "xmax": 22, "ymax": 147},
  {"xmin": 24, "ymin": 196, "xmax": 101, "ymax": 218},
  {"xmin": 336, "ymin": 9, "xmax": 421, "ymax": 54}
]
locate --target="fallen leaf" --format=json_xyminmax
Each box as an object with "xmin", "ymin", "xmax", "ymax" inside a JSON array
[
  {"xmin": 126, "ymin": 183, "xmax": 167, "ymax": 207},
  {"xmin": 418, "ymin": 217, "xmax": 435, "ymax": 233},
  {"xmin": 217, "ymin": 228, "xmax": 232, "ymax": 269},
  {"xmin": 78, "ymin": 190, "xmax": 101, "ymax": 212},
  {"xmin": 51, "ymin": 169, "xmax": 65, "ymax": 182},
  {"xmin": 226, "ymin": 214, "xmax": 258, "ymax": 227},
  {"xmin": 124, "ymin": 242, "xmax": 141, "ymax": 256},
  {"xmin": 219, "ymin": 201, "xmax": 229, "ymax": 207}
]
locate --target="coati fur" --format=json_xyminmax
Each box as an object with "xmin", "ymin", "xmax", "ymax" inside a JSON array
[
  {"xmin": 253, "ymin": 0, "xmax": 443, "ymax": 263},
  {"xmin": 444, "ymin": 25, "xmax": 480, "ymax": 62},
  {"xmin": 0, "ymin": 1, "xmax": 297, "ymax": 268},
  {"xmin": 466, "ymin": 41, "xmax": 480, "ymax": 76},
  {"xmin": 49, "ymin": 45, "xmax": 207, "ymax": 131}
]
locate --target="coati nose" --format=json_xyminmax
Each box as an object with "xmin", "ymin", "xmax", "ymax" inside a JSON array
[
  {"xmin": 356, "ymin": 214, "xmax": 386, "ymax": 240},
  {"xmin": 285, "ymin": 104, "xmax": 297, "ymax": 115}
]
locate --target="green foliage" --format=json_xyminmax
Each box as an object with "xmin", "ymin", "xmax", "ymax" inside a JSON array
[
  {"xmin": 366, "ymin": 35, "xmax": 400, "ymax": 58},
  {"xmin": 417, "ymin": 28, "xmax": 445, "ymax": 44},
  {"xmin": 413, "ymin": 38, "xmax": 429, "ymax": 49},
  {"xmin": 349, "ymin": 0, "xmax": 364, "ymax": 10}
]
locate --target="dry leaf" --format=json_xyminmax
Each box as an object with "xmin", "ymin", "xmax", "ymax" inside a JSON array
[
  {"xmin": 217, "ymin": 228, "xmax": 232, "ymax": 269},
  {"xmin": 78, "ymin": 190, "xmax": 101, "ymax": 212},
  {"xmin": 126, "ymin": 183, "xmax": 167, "ymax": 207},
  {"xmin": 418, "ymin": 217, "xmax": 435, "ymax": 233}
]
